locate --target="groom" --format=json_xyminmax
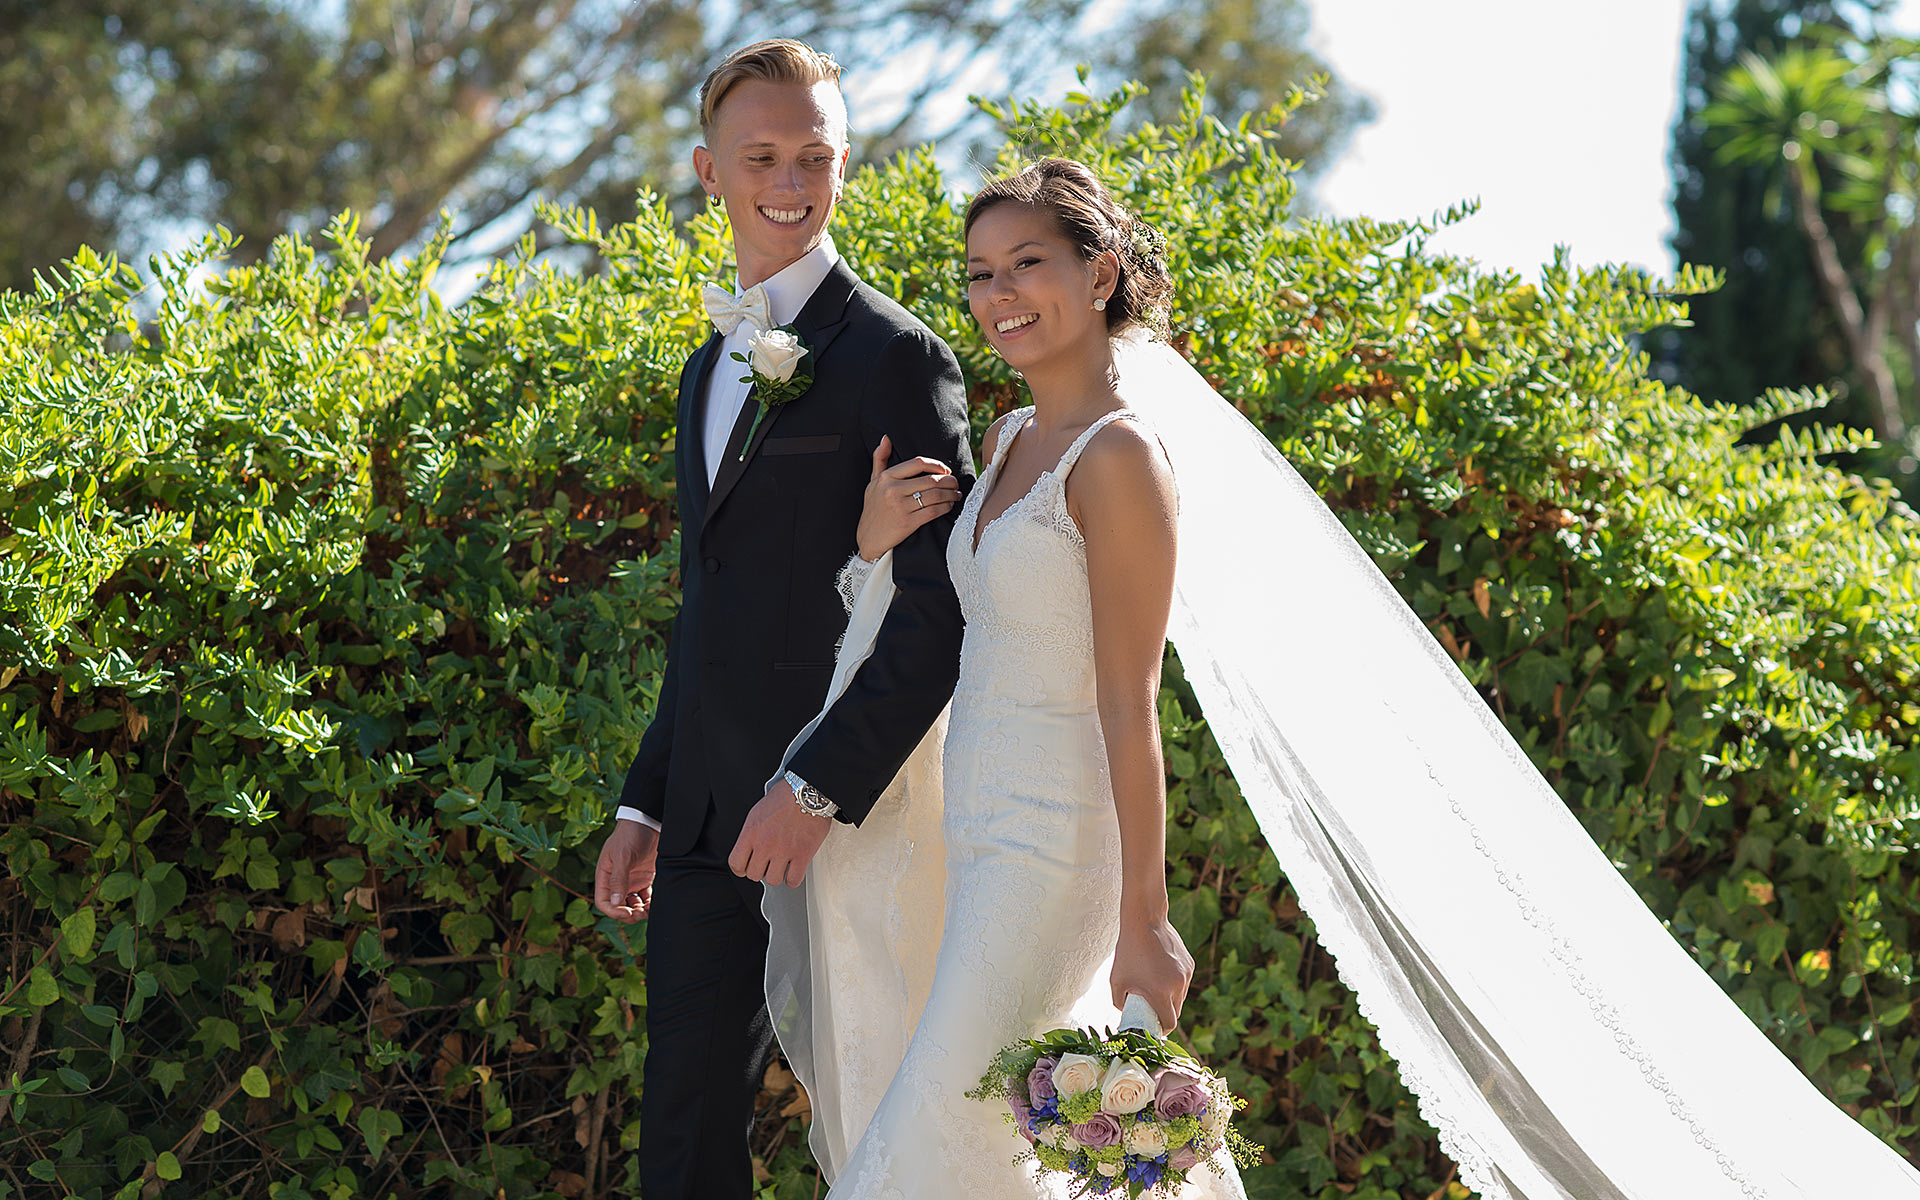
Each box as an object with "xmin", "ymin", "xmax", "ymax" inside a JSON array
[{"xmin": 592, "ymin": 38, "xmax": 973, "ymax": 1200}]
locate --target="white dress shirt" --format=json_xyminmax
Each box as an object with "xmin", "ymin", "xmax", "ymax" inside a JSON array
[{"xmin": 616, "ymin": 237, "xmax": 841, "ymax": 831}]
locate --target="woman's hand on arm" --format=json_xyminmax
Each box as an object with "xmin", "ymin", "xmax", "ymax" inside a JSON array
[
  {"xmin": 1073, "ymin": 417, "xmax": 1193, "ymax": 1032},
  {"xmin": 857, "ymin": 434, "xmax": 962, "ymax": 561}
]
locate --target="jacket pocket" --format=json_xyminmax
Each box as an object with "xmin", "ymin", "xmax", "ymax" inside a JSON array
[{"xmin": 760, "ymin": 434, "xmax": 842, "ymax": 456}]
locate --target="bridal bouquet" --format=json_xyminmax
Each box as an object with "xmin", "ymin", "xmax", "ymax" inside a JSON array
[{"xmin": 967, "ymin": 999, "xmax": 1257, "ymax": 1196}]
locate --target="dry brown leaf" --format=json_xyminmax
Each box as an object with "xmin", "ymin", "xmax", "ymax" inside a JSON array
[
  {"xmin": 368, "ymin": 981, "xmax": 403, "ymax": 1036},
  {"xmin": 1436, "ymin": 625, "xmax": 1465, "ymax": 661},
  {"xmin": 345, "ymin": 886, "xmax": 377, "ymax": 912},
  {"xmin": 125, "ymin": 709, "xmax": 149, "ymax": 740},
  {"xmin": 269, "ymin": 909, "xmax": 307, "ymax": 952},
  {"xmin": 549, "ymin": 1170, "xmax": 587, "ymax": 1198},
  {"xmin": 781, "ymin": 1083, "xmax": 812, "ymax": 1119},
  {"xmin": 1471, "ymin": 577, "xmax": 1491, "ymax": 619},
  {"xmin": 762, "ymin": 1061, "xmax": 796, "ymax": 1093},
  {"xmin": 434, "ymin": 1034, "xmax": 465, "ymax": 1091}
]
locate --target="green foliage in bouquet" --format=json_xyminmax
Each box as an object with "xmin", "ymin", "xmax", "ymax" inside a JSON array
[{"xmin": 2, "ymin": 70, "xmax": 1917, "ymax": 1200}]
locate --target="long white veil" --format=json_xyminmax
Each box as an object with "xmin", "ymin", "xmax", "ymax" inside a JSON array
[
  {"xmin": 1120, "ymin": 332, "xmax": 1920, "ymax": 1199},
  {"xmin": 764, "ymin": 332, "xmax": 1920, "ymax": 1197}
]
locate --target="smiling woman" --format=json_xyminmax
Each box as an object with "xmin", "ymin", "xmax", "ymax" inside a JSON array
[{"xmin": 692, "ymin": 39, "xmax": 852, "ymax": 289}]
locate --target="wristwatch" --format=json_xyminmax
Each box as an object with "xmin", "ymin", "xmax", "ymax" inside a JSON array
[{"xmin": 784, "ymin": 771, "xmax": 838, "ymax": 819}]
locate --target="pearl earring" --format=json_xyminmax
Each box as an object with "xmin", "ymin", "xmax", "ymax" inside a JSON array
[{"xmin": 1093, "ymin": 297, "xmax": 1107, "ymax": 312}]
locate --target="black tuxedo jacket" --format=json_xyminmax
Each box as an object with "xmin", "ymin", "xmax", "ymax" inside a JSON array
[{"xmin": 618, "ymin": 259, "xmax": 975, "ymax": 858}]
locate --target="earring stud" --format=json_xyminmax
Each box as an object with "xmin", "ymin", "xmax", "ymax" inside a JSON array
[{"xmin": 1093, "ymin": 297, "xmax": 1107, "ymax": 312}]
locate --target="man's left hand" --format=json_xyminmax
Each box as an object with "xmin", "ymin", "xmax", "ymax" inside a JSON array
[{"xmin": 728, "ymin": 779, "xmax": 833, "ymax": 886}]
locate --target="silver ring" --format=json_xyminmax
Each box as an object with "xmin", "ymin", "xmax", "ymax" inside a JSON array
[{"xmin": 913, "ymin": 491, "xmax": 924, "ymax": 508}]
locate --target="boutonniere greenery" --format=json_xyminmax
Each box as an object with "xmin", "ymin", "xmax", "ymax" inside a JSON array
[{"xmin": 732, "ymin": 325, "xmax": 814, "ymax": 460}]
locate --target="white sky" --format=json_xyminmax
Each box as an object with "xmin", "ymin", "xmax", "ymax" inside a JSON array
[{"xmin": 1296, "ymin": 0, "xmax": 1920, "ymax": 280}]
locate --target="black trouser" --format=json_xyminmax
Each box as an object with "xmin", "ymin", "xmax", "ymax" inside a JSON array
[{"xmin": 638, "ymin": 806, "xmax": 775, "ymax": 1200}]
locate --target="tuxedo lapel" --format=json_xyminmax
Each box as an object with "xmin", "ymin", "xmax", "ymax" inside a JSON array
[
  {"xmin": 703, "ymin": 260, "xmax": 859, "ymax": 525},
  {"xmin": 680, "ymin": 333, "xmax": 722, "ymax": 521}
]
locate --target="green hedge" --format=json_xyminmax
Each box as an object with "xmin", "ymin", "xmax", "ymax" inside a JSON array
[{"xmin": 2, "ymin": 79, "xmax": 1917, "ymax": 1200}]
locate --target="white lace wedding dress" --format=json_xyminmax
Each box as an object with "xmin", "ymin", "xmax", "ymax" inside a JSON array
[{"xmin": 763, "ymin": 406, "xmax": 1247, "ymax": 1198}]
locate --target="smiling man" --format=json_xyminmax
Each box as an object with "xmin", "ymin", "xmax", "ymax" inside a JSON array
[{"xmin": 590, "ymin": 39, "xmax": 974, "ymax": 1200}]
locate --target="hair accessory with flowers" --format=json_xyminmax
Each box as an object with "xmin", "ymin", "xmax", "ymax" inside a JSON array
[
  {"xmin": 1126, "ymin": 221, "xmax": 1166, "ymax": 265},
  {"xmin": 731, "ymin": 325, "xmax": 814, "ymax": 460}
]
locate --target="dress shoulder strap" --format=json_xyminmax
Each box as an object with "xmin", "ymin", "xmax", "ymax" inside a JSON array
[
  {"xmin": 1055, "ymin": 407, "xmax": 1140, "ymax": 479},
  {"xmin": 988, "ymin": 406, "xmax": 1035, "ymax": 471}
]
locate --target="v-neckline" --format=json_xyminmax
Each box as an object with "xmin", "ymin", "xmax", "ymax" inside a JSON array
[{"xmin": 969, "ymin": 414, "xmax": 1046, "ymax": 557}]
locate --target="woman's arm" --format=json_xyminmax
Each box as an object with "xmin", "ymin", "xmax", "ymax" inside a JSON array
[{"xmin": 1071, "ymin": 417, "xmax": 1192, "ymax": 1031}]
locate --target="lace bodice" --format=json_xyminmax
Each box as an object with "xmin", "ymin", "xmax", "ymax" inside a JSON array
[{"xmin": 945, "ymin": 407, "xmax": 1138, "ymax": 711}]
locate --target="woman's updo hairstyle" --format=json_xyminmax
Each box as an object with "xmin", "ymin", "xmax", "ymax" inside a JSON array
[{"xmin": 963, "ymin": 157, "xmax": 1173, "ymax": 335}]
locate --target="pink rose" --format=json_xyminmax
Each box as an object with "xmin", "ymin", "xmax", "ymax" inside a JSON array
[
  {"xmin": 1071, "ymin": 1112, "xmax": 1123, "ymax": 1149},
  {"xmin": 1153, "ymin": 1067, "xmax": 1210, "ymax": 1121},
  {"xmin": 1169, "ymin": 1144, "xmax": 1202, "ymax": 1171},
  {"xmin": 1028, "ymin": 1055, "xmax": 1060, "ymax": 1103},
  {"xmin": 1009, "ymin": 1092, "xmax": 1036, "ymax": 1142}
]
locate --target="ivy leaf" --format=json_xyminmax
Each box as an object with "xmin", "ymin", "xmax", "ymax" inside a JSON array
[
  {"xmin": 61, "ymin": 907, "xmax": 97, "ymax": 960},
  {"xmin": 155, "ymin": 1152, "xmax": 182, "ymax": 1181},
  {"xmin": 240, "ymin": 1065, "xmax": 271, "ymax": 1098},
  {"xmin": 26, "ymin": 967, "xmax": 59, "ymax": 1008}
]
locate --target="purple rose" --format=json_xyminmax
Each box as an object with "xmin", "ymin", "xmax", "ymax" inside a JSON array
[
  {"xmin": 1071, "ymin": 1112, "xmax": 1123, "ymax": 1149},
  {"xmin": 1168, "ymin": 1144, "xmax": 1202, "ymax": 1171},
  {"xmin": 1027, "ymin": 1055, "xmax": 1060, "ymax": 1103},
  {"xmin": 1009, "ymin": 1092, "xmax": 1036, "ymax": 1142},
  {"xmin": 1153, "ymin": 1067, "xmax": 1209, "ymax": 1121}
]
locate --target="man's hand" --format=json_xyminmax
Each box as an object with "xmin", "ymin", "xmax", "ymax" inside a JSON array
[
  {"xmin": 594, "ymin": 820, "xmax": 661, "ymax": 923},
  {"xmin": 728, "ymin": 780, "xmax": 833, "ymax": 887}
]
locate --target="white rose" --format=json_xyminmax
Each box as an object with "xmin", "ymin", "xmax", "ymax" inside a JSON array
[
  {"xmin": 748, "ymin": 328, "xmax": 805, "ymax": 383},
  {"xmin": 1098, "ymin": 1056, "xmax": 1156, "ymax": 1115},
  {"xmin": 1052, "ymin": 1052, "xmax": 1103, "ymax": 1096},
  {"xmin": 1097, "ymin": 1160, "xmax": 1121, "ymax": 1177},
  {"xmin": 1045, "ymin": 1122, "xmax": 1073, "ymax": 1149},
  {"xmin": 1125, "ymin": 1120, "xmax": 1169, "ymax": 1158}
]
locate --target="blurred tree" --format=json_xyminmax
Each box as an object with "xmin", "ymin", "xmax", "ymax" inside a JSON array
[
  {"xmin": 0, "ymin": 0, "xmax": 1095, "ymax": 288},
  {"xmin": 1706, "ymin": 29, "xmax": 1920, "ymax": 461},
  {"xmin": 1090, "ymin": 0, "xmax": 1371, "ymax": 175},
  {"xmin": 1659, "ymin": 0, "xmax": 1920, "ymax": 486}
]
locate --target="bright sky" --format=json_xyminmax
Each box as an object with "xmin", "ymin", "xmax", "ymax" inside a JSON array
[{"xmin": 1296, "ymin": 0, "xmax": 1920, "ymax": 280}]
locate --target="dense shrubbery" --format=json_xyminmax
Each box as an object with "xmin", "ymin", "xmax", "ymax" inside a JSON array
[{"xmin": 2, "ymin": 80, "xmax": 1917, "ymax": 1200}]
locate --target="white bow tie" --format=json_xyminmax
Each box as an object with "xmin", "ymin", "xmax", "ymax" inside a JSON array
[{"xmin": 703, "ymin": 283, "xmax": 772, "ymax": 337}]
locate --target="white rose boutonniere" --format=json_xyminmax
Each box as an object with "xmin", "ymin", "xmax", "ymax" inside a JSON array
[{"xmin": 731, "ymin": 325, "xmax": 813, "ymax": 459}]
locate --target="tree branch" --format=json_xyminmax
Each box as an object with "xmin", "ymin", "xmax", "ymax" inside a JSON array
[{"xmin": 1784, "ymin": 159, "xmax": 1906, "ymax": 440}]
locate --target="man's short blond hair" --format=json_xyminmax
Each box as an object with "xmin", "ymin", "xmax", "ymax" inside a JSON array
[{"xmin": 700, "ymin": 39, "xmax": 846, "ymax": 138}]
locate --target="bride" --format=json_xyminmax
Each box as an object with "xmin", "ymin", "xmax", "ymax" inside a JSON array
[
  {"xmin": 763, "ymin": 156, "xmax": 1920, "ymax": 1199},
  {"xmin": 763, "ymin": 156, "xmax": 1244, "ymax": 1197}
]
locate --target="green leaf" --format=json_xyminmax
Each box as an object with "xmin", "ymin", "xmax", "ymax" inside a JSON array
[
  {"xmin": 26, "ymin": 967, "xmax": 59, "ymax": 1008},
  {"xmin": 61, "ymin": 907, "xmax": 97, "ymax": 959},
  {"xmin": 155, "ymin": 1152, "xmax": 182, "ymax": 1181},
  {"xmin": 240, "ymin": 1065, "xmax": 271, "ymax": 1099},
  {"xmin": 27, "ymin": 1161, "xmax": 56, "ymax": 1183},
  {"xmin": 149, "ymin": 1058, "xmax": 186, "ymax": 1097}
]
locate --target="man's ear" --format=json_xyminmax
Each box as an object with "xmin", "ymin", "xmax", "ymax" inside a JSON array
[{"xmin": 693, "ymin": 145, "xmax": 719, "ymax": 198}]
